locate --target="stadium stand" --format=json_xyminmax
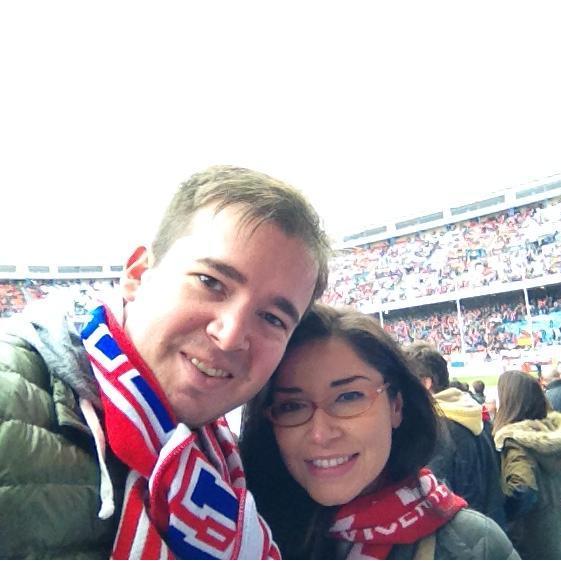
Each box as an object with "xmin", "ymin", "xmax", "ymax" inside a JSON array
[
  {"xmin": 324, "ymin": 195, "xmax": 561, "ymax": 310},
  {"xmin": 323, "ymin": 175, "xmax": 561, "ymax": 363},
  {"xmin": 0, "ymin": 266, "xmax": 121, "ymax": 319}
]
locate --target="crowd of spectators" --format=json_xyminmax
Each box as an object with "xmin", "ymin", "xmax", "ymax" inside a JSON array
[
  {"xmin": 0, "ymin": 279, "xmax": 119, "ymax": 318},
  {"xmin": 382, "ymin": 303, "xmax": 462, "ymax": 357},
  {"xmin": 382, "ymin": 291, "xmax": 561, "ymax": 358},
  {"xmin": 0, "ymin": 283, "xmax": 27, "ymax": 318},
  {"xmin": 324, "ymin": 197, "xmax": 561, "ymax": 309},
  {"xmin": 460, "ymin": 297, "xmax": 526, "ymax": 355}
]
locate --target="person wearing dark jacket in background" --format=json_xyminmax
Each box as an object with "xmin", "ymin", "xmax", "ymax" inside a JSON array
[
  {"xmin": 542, "ymin": 366, "xmax": 561, "ymax": 412},
  {"xmin": 403, "ymin": 343, "xmax": 506, "ymax": 528}
]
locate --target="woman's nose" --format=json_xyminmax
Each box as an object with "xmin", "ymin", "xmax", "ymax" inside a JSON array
[{"xmin": 307, "ymin": 406, "xmax": 342, "ymax": 445}]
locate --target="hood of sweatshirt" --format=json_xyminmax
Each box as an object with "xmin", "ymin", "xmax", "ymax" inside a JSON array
[
  {"xmin": 434, "ymin": 387, "xmax": 484, "ymax": 436},
  {"xmin": 3, "ymin": 291, "xmax": 124, "ymax": 408},
  {"xmin": 494, "ymin": 411, "xmax": 561, "ymax": 474}
]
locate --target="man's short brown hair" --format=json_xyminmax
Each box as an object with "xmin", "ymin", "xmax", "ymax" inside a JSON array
[{"xmin": 152, "ymin": 165, "xmax": 332, "ymax": 303}]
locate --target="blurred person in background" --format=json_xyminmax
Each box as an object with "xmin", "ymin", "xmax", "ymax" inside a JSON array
[
  {"xmin": 404, "ymin": 343, "xmax": 506, "ymax": 527},
  {"xmin": 541, "ymin": 365, "xmax": 561, "ymax": 412},
  {"xmin": 494, "ymin": 370, "xmax": 561, "ymax": 559},
  {"xmin": 471, "ymin": 379, "xmax": 487, "ymax": 405}
]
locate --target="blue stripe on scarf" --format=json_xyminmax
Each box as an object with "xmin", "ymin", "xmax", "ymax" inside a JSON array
[
  {"xmin": 166, "ymin": 527, "xmax": 217, "ymax": 559},
  {"xmin": 130, "ymin": 375, "xmax": 175, "ymax": 433},
  {"xmin": 96, "ymin": 333, "xmax": 122, "ymax": 360},
  {"xmin": 81, "ymin": 305, "xmax": 104, "ymax": 339}
]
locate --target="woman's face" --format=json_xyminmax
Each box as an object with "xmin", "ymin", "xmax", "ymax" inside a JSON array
[{"xmin": 271, "ymin": 336, "xmax": 403, "ymax": 506}]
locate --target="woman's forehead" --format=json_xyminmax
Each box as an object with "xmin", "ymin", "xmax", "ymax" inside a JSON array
[{"xmin": 275, "ymin": 337, "xmax": 383, "ymax": 389}]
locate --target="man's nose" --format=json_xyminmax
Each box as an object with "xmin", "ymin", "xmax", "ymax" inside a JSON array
[
  {"xmin": 206, "ymin": 305, "xmax": 251, "ymax": 352},
  {"xmin": 307, "ymin": 407, "xmax": 342, "ymax": 446}
]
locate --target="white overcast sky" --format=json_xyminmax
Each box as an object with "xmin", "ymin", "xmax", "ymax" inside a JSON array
[{"xmin": 1, "ymin": 1, "xmax": 560, "ymax": 265}]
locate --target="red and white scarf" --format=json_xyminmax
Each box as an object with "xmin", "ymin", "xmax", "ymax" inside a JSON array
[
  {"xmin": 81, "ymin": 304, "xmax": 280, "ymax": 560},
  {"xmin": 329, "ymin": 468, "xmax": 466, "ymax": 559}
]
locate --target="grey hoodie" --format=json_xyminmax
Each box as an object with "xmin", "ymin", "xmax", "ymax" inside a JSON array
[{"xmin": 3, "ymin": 292, "xmax": 124, "ymax": 408}]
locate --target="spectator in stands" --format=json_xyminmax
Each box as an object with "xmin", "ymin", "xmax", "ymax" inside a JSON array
[
  {"xmin": 542, "ymin": 365, "xmax": 561, "ymax": 412},
  {"xmin": 403, "ymin": 342, "xmax": 506, "ymax": 528},
  {"xmin": 493, "ymin": 370, "xmax": 561, "ymax": 559},
  {"xmin": 323, "ymin": 196, "xmax": 561, "ymax": 314},
  {"xmin": 471, "ymin": 379, "xmax": 486, "ymax": 405},
  {"xmin": 383, "ymin": 306, "xmax": 462, "ymax": 358},
  {"xmin": 0, "ymin": 279, "xmax": 121, "ymax": 319},
  {"xmin": 240, "ymin": 304, "xmax": 518, "ymax": 559},
  {"xmin": 0, "ymin": 165, "xmax": 330, "ymax": 559}
]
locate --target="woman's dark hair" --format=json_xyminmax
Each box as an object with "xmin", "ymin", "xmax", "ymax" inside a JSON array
[
  {"xmin": 239, "ymin": 304, "xmax": 437, "ymax": 558},
  {"xmin": 494, "ymin": 370, "xmax": 548, "ymax": 433}
]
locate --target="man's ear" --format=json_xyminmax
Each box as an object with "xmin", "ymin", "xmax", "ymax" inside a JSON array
[{"xmin": 121, "ymin": 246, "xmax": 152, "ymax": 302}]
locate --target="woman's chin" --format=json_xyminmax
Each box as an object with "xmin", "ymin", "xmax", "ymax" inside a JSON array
[{"xmin": 309, "ymin": 489, "xmax": 358, "ymax": 507}]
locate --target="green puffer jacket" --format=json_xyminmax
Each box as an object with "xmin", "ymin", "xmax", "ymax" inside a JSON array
[
  {"xmin": 388, "ymin": 509, "xmax": 519, "ymax": 559},
  {"xmin": 333, "ymin": 508, "xmax": 519, "ymax": 559},
  {"xmin": 0, "ymin": 302, "xmax": 127, "ymax": 559}
]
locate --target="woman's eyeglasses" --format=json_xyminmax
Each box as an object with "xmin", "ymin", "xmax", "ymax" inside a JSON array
[{"xmin": 264, "ymin": 383, "xmax": 390, "ymax": 427}]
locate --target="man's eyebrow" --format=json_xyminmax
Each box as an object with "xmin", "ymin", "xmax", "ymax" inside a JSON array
[
  {"xmin": 196, "ymin": 258, "xmax": 247, "ymax": 284},
  {"xmin": 197, "ymin": 258, "xmax": 301, "ymax": 325},
  {"xmin": 273, "ymin": 297, "xmax": 300, "ymax": 325}
]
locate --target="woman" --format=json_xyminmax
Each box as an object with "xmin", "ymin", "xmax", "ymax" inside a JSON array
[
  {"xmin": 240, "ymin": 304, "xmax": 518, "ymax": 559},
  {"xmin": 493, "ymin": 370, "xmax": 561, "ymax": 559}
]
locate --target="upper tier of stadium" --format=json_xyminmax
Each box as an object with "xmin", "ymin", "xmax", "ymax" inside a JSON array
[{"xmin": 324, "ymin": 173, "xmax": 561, "ymax": 313}]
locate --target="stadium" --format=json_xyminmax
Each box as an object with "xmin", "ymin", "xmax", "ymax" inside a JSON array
[
  {"xmin": 325, "ymin": 173, "xmax": 561, "ymax": 386},
  {"xmin": 2, "ymin": 173, "xmax": 561, "ymax": 391}
]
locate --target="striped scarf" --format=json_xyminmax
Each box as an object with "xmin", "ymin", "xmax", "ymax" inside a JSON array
[
  {"xmin": 81, "ymin": 305, "xmax": 280, "ymax": 559},
  {"xmin": 329, "ymin": 468, "xmax": 466, "ymax": 559}
]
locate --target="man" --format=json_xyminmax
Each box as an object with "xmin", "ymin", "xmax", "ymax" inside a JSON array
[
  {"xmin": 403, "ymin": 343, "xmax": 506, "ymax": 528},
  {"xmin": 542, "ymin": 365, "xmax": 561, "ymax": 411},
  {"xmin": 0, "ymin": 166, "xmax": 330, "ymax": 558}
]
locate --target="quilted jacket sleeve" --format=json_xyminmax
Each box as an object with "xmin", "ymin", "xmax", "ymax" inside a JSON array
[
  {"xmin": 0, "ymin": 333, "xmax": 120, "ymax": 559},
  {"xmin": 435, "ymin": 509, "xmax": 521, "ymax": 560}
]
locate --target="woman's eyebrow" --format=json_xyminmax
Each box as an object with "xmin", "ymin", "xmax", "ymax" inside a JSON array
[
  {"xmin": 274, "ymin": 375, "xmax": 371, "ymax": 393},
  {"xmin": 330, "ymin": 375, "xmax": 370, "ymax": 387}
]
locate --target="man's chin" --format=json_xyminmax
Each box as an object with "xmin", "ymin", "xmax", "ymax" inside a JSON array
[
  {"xmin": 175, "ymin": 408, "xmax": 225, "ymax": 429},
  {"xmin": 172, "ymin": 393, "xmax": 243, "ymax": 429}
]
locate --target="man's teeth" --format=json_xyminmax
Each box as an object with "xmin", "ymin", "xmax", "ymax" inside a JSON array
[
  {"xmin": 190, "ymin": 358, "xmax": 230, "ymax": 378},
  {"xmin": 311, "ymin": 456, "xmax": 352, "ymax": 468}
]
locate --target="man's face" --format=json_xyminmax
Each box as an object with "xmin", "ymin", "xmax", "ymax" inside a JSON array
[{"xmin": 122, "ymin": 205, "xmax": 319, "ymax": 427}]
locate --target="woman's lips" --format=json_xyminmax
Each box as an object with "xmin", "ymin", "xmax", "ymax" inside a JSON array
[{"xmin": 305, "ymin": 453, "xmax": 359, "ymax": 477}]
